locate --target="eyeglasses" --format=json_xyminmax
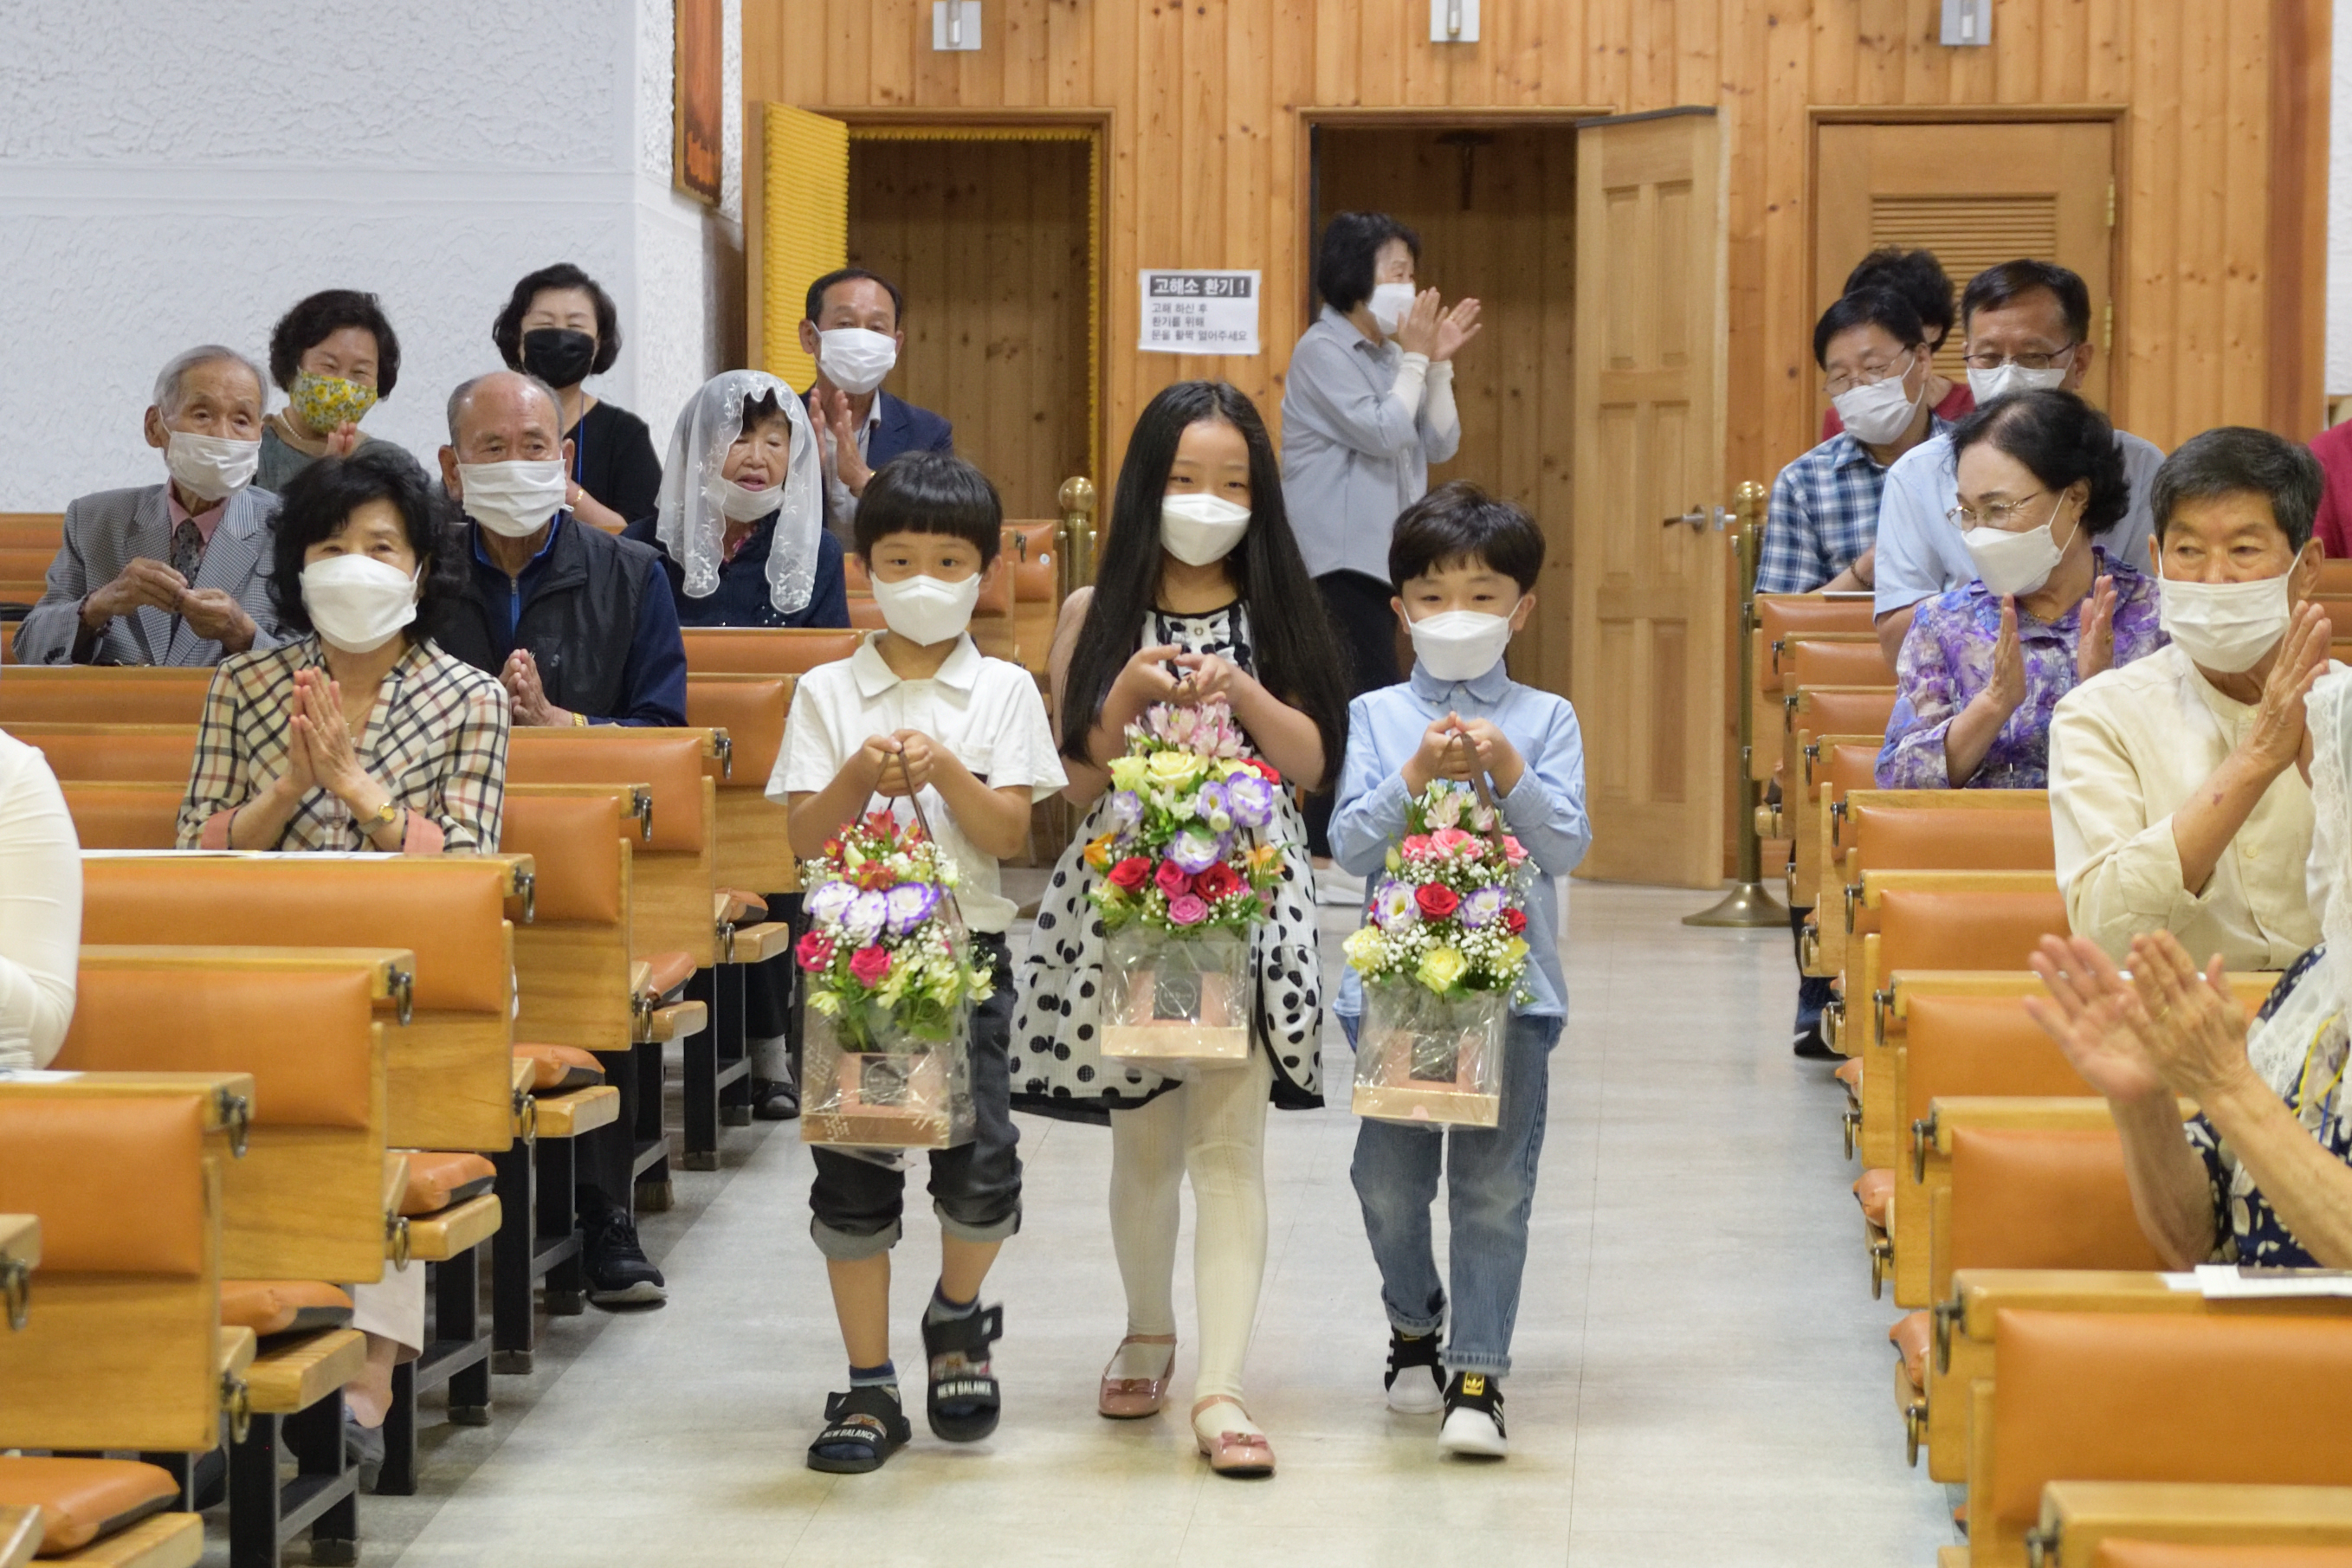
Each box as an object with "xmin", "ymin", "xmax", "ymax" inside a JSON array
[
  {"xmin": 1822, "ymin": 356, "xmax": 1918, "ymax": 398},
  {"xmin": 1944, "ymin": 491, "xmax": 2049, "ymax": 531},
  {"xmin": 1961, "ymin": 344, "xmax": 2078, "ymax": 372}
]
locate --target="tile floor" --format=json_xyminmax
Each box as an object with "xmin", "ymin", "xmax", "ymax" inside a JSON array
[{"xmin": 203, "ymin": 881, "xmax": 1956, "ymax": 1566}]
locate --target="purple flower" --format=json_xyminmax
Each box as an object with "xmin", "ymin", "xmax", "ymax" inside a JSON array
[
  {"xmin": 884, "ymin": 881, "xmax": 940, "ymax": 935},
  {"xmin": 1373, "ymin": 880, "xmax": 1418, "ymax": 930},
  {"xmin": 1169, "ymin": 828, "xmax": 1225, "ymax": 874},
  {"xmin": 1459, "ymin": 886, "xmax": 1507, "ymax": 930},
  {"xmin": 843, "ymin": 890, "xmax": 888, "ymax": 941},
  {"xmin": 1107, "ymin": 790, "xmax": 1144, "ymax": 833},
  {"xmin": 1224, "ymin": 773, "xmax": 1275, "ymax": 829},
  {"xmin": 1166, "ymin": 894, "xmax": 1210, "ymax": 926},
  {"xmin": 805, "ymin": 881, "xmax": 856, "ymax": 927}
]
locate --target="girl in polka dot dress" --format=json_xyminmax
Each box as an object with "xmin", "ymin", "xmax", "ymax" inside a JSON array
[{"xmin": 1013, "ymin": 381, "xmax": 1351, "ymax": 1476}]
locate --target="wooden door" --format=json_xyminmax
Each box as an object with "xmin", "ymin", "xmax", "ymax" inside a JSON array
[
  {"xmin": 1814, "ymin": 121, "xmax": 2116, "ymax": 425},
  {"xmin": 1315, "ymin": 127, "xmax": 1578, "ymax": 695},
  {"xmin": 1572, "ymin": 109, "xmax": 1728, "ymax": 888}
]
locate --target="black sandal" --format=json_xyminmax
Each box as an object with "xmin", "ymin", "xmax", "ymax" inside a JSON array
[
  {"xmin": 805, "ymin": 1385, "xmax": 911, "ymax": 1474},
  {"xmin": 922, "ymin": 1304, "xmax": 1005, "ymax": 1442}
]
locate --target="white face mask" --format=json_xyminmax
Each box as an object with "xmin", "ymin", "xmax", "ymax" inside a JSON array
[
  {"xmin": 817, "ymin": 327, "xmax": 898, "ymax": 396},
  {"xmin": 2159, "ymin": 571, "xmax": 2294, "ymax": 675},
  {"xmin": 1960, "ymin": 496, "xmax": 2077, "ymax": 598},
  {"xmin": 1159, "ymin": 492, "xmax": 1252, "ymax": 567},
  {"xmin": 165, "ymin": 429, "xmax": 262, "ymax": 502},
  {"xmin": 1831, "ymin": 352, "xmax": 1923, "ymax": 446},
  {"xmin": 301, "ymin": 554, "xmax": 419, "ymax": 655},
  {"xmin": 1367, "ymin": 283, "xmax": 1417, "ymax": 337},
  {"xmin": 1966, "ymin": 360, "xmax": 2070, "ymax": 404},
  {"xmin": 1408, "ymin": 607, "xmax": 1518, "ymax": 683},
  {"xmin": 456, "ymin": 459, "xmax": 569, "ymax": 539},
  {"xmin": 717, "ymin": 475, "xmax": 781, "ymax": 524},
  {"xmin": 869, "ymin": 571, "xmax": 979, "ymax": 647}
]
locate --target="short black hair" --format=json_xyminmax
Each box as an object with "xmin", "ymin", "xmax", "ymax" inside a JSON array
[
  {"xmin": 1812, "ymin": 287, "xmax": 1926, "ymax": 369},
  {"xmin": 268, "ymin": 290, "xmax": 402, "ymax": 397},
  {"xmin": 268, "ymin": 445, "xmax": 464, "ymax": 640},
  {"xmin": 1316, "ymin": 211, "xmax": 1422, "ymax": 314},
  {"xmin": 1948, "ymin": 390, "xmax": 2131, "ymax": 537},
  {"xmin": 1390, "ymin": 481, "xmax": 1546, "ymax": 592},
  {"xmin": 1841, "ymin": 248, "xmax": 1957, "ymax": 351},
  {"xmin": 2148, "ymin": 427, "xmax": 2323, "ymax": 552},
  {"xmin": 492, "ymin": 263, "xmax": 622, "ymax": 376},
  {"xmin": 804, "ymin": 268, "xmax": 905, "ymax": 328},
  {"xmin": 1961, "ymin": 260, "xmax": 2091, "ymax": 345},
  {"xmin": 854, "ymin": 451, "xmax": 1001, "ymax": 568}
]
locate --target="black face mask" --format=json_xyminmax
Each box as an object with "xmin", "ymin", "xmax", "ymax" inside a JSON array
[{"xmin": 520, "ymin": 327, "xmax": 597, "ymax": 389}]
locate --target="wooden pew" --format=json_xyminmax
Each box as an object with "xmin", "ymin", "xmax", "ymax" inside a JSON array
[
  {"xmin": 2032, "ymin": 1481, "xmax": 2352, "ymax": 1566},
  {"xmin": 8, "ymin": 724, "xmax": 195, "ymax": 784},
  {"xmin": 1782, "ymin": 686, "xmax": 1898, "ymax": 831},
  {"xmin": 686, "ymin": 672, "xmax": 796, "ymax": 896},
  {"xmin": 1004, "ymin": 519, "xmax": 1062, "ymax": 675},
  {"xmin": 1790, "ymin": 735, "xmax": 1879, "ymax": 959},
  {"xmin": 1940, "ymin": 1276, "xmax": 2352, "ymax": 1567},
  {"xmin": 1753, "ymin": 591, "xmax": 1877, "ymax": 782},
  {"xmin": 0, "ymin": 1216, "xmax": 30, "ymax": 1337},
  {"xmin": 0, "ymin": 668, "xmax": 209, "ymax": 727},
  {"xmin": 682, "ymin": 626, "xmax": 862, "ymax": 676}
]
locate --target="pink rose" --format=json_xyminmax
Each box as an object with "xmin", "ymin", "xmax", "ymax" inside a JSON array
[
  {"xmin": 1401, "ymin": 835, "xmax": 1434, "ymax": 859},
  {"xmin": 1153, "ymin": 859, "xmax": 1193, "ymax": 900},
  {"xmin": 795, "ymin": 932, "xmax": 835, "ymax": 971},
  {"xmin": 848, "ymin": 945, "xmax": 891, "ymax": 986},
  {"xmin": 1431, "ymin": 827, "xmax": 1474, "ymax": 855},
  {"xmin": 1166, "ymin": 894, "xmax": 1210, "ymax": 926},
  {"xmin": 1502, "ymin": 836, "xmax": 1527, "ymax": 865}
]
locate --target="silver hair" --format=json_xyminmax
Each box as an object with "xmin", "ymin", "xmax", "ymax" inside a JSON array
[
  {"xmin": 446, "ymin": 370, "xmax": 563, "ymax": 444},
  {"xmin": 152, "ymin": 345, "xmax": 266, "ymax": 416}
]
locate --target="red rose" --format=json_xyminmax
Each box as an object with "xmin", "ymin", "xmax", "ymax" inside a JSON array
[
  {"xmin": 1108, "ymin": 856, "xmax": 1153, "ymax": 893},
  {"xmin": 1502, "ymin": 907, "xmax": 1528, "ymax": 936},
  {"xmin": 1153, "ymin": 859, "xmax": 1193, "ymax": 899},
  {"xmin": 1195, "ymin": 862, "xmax": 1244, "ymax": 901},
  {"xmin": 1245, "ymin": 757, "xmax": 1282, "ymax": 784},
  {"xmin": 848, "ymin": 945, "xmax": 891, "ymax": 986},
  {"xmin": 795, "ymin": 931, "xmax": 835, "ymax": 971},
  {"xmin": 1414, "ymin": 883, "xmax": 1460, "ymax": 920}
]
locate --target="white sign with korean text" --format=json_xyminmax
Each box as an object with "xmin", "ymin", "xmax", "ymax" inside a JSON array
[{"xmin": 1138, "ymin": 270, "xmax": 1261, "ymax": 356}]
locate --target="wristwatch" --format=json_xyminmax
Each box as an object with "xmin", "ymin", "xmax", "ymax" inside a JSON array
[{"xmin": 363, "ymin": 799, "xmax": 401, "ymax": 835}]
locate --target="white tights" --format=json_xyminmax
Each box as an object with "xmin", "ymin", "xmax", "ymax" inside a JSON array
[{"xmin": 1106, "ymin": 1048, "xmax": 1273, "ymax": 1410}]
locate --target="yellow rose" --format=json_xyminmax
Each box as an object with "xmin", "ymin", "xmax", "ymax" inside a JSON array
[
  {"xmin": 1342, "ymin": 925, "xmax": 1386, "ymax": 972},
  {"xmin": 1417, "ymin": 945, "xmax": 1469, "ymax": 992},
  {"xmin": 1108, "ymin": 755, "xmax": 1149, "ymax": 793},
  {"xmin": 1146, "ymin": 749, "xmax": 1206, "ymax": 787},
  {"xmin": 1501, "ymin": 936, "xmax": 1529, "ymax": 968}
]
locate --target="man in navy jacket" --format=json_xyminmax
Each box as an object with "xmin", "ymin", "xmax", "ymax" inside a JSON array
[{"xmin": 799, "ymin": 268, "xmax": 953, "ymax": 537}]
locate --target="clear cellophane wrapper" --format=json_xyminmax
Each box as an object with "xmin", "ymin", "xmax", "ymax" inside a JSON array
[
  {"xmin": 1350, "ymin": 980, "xmax": 1506, "ymax": 1128},
  {"xmin": 801, "ymin": 1002, "xmax": 975, "ymax": 1159},
  {"xmin": 1101, "ymin": 925, "xmax": 1252, "ymax": 1072}
]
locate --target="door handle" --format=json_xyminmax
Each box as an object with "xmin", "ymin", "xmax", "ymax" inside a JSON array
[{"xmin": 1660, "ymin": 506, "xmax": 1728, "ymax": 532}]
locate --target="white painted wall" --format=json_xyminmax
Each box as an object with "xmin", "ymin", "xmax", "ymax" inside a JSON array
[{"xmin": 0, "ymin": 0, "xmax": 742, "ymax": 511}]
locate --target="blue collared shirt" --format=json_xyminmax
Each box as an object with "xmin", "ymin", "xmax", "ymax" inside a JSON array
[
  {"xmin": 1328, "ymin": 658, "xmax": 1592, "ymax": 1018},
  {"xmin": 1279, "ymin": 306, "xmax": 1463, "ymax": 582},
  {"xmin": 1755, "ymin": 420, "xmax": 1950, "ymax": 597}
]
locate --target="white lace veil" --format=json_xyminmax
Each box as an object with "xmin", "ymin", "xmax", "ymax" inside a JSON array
[
  {"xmin": 2258, "ymin": 668, "xmax": 2352, "ymax": 1094},
  {"xmin": 653, "ymin": 370, "xmax": 823, "ymax": 616}
]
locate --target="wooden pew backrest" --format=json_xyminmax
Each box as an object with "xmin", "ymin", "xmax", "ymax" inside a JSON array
[
  {"xmin": 1759, "ymin": 595, "xmax": 1877, "ymax": 694},
  {"xmin": 0, "ymin": 669, "xmax": 210, "ymax": 727},
  {"xmin": 59, "ymin": 781, "xmax": 181, "ymax": 849},
  {"xmin": 1902, "ymin": 993, "xmax": 2093, "ymax": 1123},
  {"xmin": 10, "ymin": 724, "xmax": 196, "ymax": 784},
  {"xmin": 506, "ymin": 790, "xmax": 634, "ymax": 1053},
  {"xmin": 1849, "ymin": 801, "xmax": 2057, "ymax": 874},
  {"xmin": 1948, "ymin": 1126, "xmax": 2171, "ymax": 1279},
  {"xmin": 1879, "ymin": 887, "xmax": 2071, "ymax": 970},
  {"xmin": 1788, "ymin": 636, "xmax": 1896, "ymax": 689},
  {"xmin": 682, "ymin": 627, "xmax": 861, "ymax": 674}
]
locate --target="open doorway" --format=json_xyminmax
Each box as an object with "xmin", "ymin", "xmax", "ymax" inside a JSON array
[
  {"xmin": 1311, "ymin": 121, "xmax": 1578, "ymax": 694},
  {"xmin": 847, "ymin": 130, "xmax": 1098, "ymax": 519}
]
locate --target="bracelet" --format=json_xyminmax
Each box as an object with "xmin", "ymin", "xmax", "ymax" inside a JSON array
[{"xmin": 572, "ymin": 710, "xmax": 589, "ymax": 728}]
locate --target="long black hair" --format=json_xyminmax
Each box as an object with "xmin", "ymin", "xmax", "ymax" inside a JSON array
[{"xmin": 1059, "ymin": 382, "xmax": 1350, "ymax": 786}]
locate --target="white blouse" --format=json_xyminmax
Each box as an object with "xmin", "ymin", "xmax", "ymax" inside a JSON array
[{"xmin": 0, "ymin": 730, "xmax": 80, "ymax": 1068}]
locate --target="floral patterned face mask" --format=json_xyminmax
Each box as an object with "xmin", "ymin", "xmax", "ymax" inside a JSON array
[{"xmin": 288, "ymin": 371, "xmax": 378, "ymax": 434}]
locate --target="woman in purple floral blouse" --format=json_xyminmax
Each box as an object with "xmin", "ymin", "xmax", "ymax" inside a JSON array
[{"xmin": 1878, "ymin": 390, "xmax": 2166, "ymax": 789}]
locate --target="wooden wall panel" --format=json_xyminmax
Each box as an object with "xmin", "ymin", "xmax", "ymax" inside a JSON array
[{"xmin": 747, "ymin": 0, "xmax": 2329, "ymax": 525}]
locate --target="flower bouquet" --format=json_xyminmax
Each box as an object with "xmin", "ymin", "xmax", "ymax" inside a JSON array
[
  {"xmin": 796, "ymin": 809, "xmax": 993, "ymax": 1151},
  {"xmin": 1343, "ymin": 778, "xmax": 1532, "ymax": 1127},
  {"xmin": 1087, "ymin": 699, "xmax": 1284, "ymax": 1068}
]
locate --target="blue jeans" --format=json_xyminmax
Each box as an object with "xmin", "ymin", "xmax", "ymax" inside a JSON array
[{"xmin": 1347, "ymin": 1010, "xmax": 1560, "ymax": 1378}]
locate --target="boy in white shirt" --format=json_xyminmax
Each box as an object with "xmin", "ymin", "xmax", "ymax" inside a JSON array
[{"xmin": 772, "ymin": 451, "xmax": 1067, "ymax": 1474}]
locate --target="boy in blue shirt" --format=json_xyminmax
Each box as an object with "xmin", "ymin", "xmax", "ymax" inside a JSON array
[{"xmin": 1328, "ymin": 481, "xmax": 1591, "ymax": 1459}]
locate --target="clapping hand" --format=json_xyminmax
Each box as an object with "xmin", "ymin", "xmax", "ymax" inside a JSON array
[
  {"xmin": 2076, "ymin": 574, "xmax": 2118, "ymax": 681},
  {"xmin": 1430, "ymin": 298, "xmax": 1482, "ymax": 362},
  {"xmin": 2241, "ymin": 600, "xmax": 2331, "ymax": 781}
]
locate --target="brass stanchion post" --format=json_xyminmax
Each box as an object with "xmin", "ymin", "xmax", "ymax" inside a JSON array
[{"xmin": 1685, "ymin": 479, "xmax": 1790, "ymax": 928}]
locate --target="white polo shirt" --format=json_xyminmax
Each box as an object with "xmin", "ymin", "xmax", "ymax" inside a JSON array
[{"xmin": 770, "ymin": 631, "xmax": 1066, "ymax": 933}]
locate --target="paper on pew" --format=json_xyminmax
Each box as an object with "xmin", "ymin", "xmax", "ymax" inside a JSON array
[
  {"xmin": 0, "ymin": 1069, "xmax": 81, "ymax": 1081},
  {"xmin": 2160, "ymin": 1264, "xmax": 2352, "ymax": 1298}
]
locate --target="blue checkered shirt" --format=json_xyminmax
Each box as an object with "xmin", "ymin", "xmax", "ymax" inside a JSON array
[{"xmin": 1756, "ymin": 419, "xmax": 1948, "ymax": 597}]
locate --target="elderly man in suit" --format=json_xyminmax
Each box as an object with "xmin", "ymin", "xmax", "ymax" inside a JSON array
[
  {"xmin": 18, "ymin": 345, "xmax": 283, "ymax": 667},
  {"xmin": 798, "ymin": 267, "xmax": 953, "ymax": 535}
]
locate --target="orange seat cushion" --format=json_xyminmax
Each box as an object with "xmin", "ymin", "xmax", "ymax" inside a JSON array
[
  {"xmin": 399, "ymin": 1152, "xmax": 497, "ymax": 1216},
  {"xmin": 1835, "ymin": 1059, "xmax": 1863, "ymax": 1090},
  {"xmin": 220, "ymin": 1280, "xmax": 354, "ymax": 1337},
  {"xmin": 1890, "ymin": 1310, "xmax": 1931, "ymax": 1391},
  {"xmin": 1853, "ymin": 1166, "xmax": 1894, "ymax": 1228},
  {"xmin": 2095, "ymin": 1546, "xmax": 2352, "ymax": 1568},
  {"xmin": 0, "ymin": 1455, "xmax": 178, "ymax": 1553},
  {"xmin": 639, "ymin": 951, "xmax": 696, "ymax": 999},
  {"xmin": 717, "ymin": 887, "xmax": 769, "ymax": 924},
  {"xmin": 514, "ymin": 1042, "xmax": 604, "ymax": 1094}
]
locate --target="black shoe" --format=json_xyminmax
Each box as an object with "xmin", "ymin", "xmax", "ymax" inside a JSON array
[
  {"xmin": 807, "ymin": 1384, "xmax": 912, "ymax": 1474},
  {"xmin": 1383, "ymin": 1326, "xmax": 1444, "ymax": 1415},
  {"xmin": 751, "ymin": 1076, "xmax": 800, "ymax": 1121},
  {"xmin": 343, "ymin": 1412, "xmax": 385, "ymax": 1491},
  {"xmin": 922, "ymin": 1302, "xmax": 1005, "ymax": 1442},
  {"xmin": 1793, "ymin": 1022, "xmax": 1838, "ymax": 1061},
  {"xmin": 1438, "ymin": 1371, "xmax": 1507, "ymax": 1458},
  {"xmin": 580, "ymin": 1205, "xmax": 666, "ymax": 1307}
]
